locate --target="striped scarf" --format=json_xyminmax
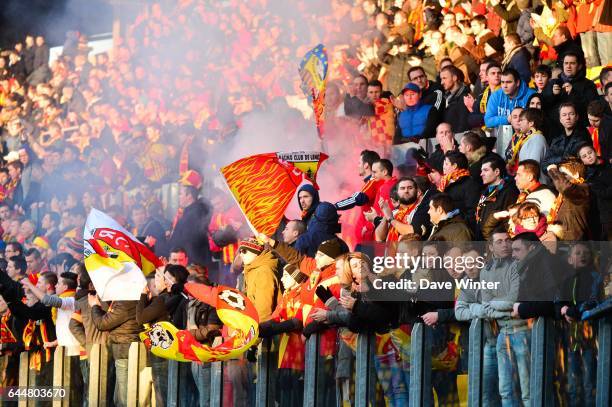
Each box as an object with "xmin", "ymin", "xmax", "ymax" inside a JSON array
[
  {"xmin": 438, "ymin": 169, "xmax": 471, "ymax": 192},
  {"xmin": 588, "ymin": 127, "xmax": 601, "ymax": 156},
  {"xmin": 386, "ymin": 201, "xmax": 419, "ymax": 242},
  {"xmin": 505, "ymin": 129, "xmax": 535, "ymax": 175}
]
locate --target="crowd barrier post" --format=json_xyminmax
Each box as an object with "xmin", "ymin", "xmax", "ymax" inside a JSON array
[
  {"xmin": 17, "ymin": 351, "xmax": 30, "ymax": 407},
  {"xmin": 597, "ymin": 316, "xmax": 612, "ymax": 406},
  {"xmin": 303, "ymin": 333, "xmax": 320, "ymax": 407},
  {"xmin": 409, "ymin": 322, "xmax": 432, "ymax": 407},
  {"xmin": 530, "ymin": 318, "xmax": 555, "ymax": 407},
  {"xmin": 126, "ymin": 342, "xmax": 147, "ymax": 407},
  {"xmin": 255, "ymin": 338, "xmax": 272, "ymax": 407},
  {"xmin": 467, "ymin": 319, "xmax": 484, "ymax": 406},
  {"xmin": 209, "ymin": 361, "xmax": 224, "ymax": 407},
  {"xmin": 88, "ymin": 344, "xmax": 111, "ymax": 407},
  {"xmin": 355, "ymin": 332, "xmax": 375, "ymax": 407},
  {"xmin": 51, "ymin": 346, "xmax": 73, "ymax": 407}
]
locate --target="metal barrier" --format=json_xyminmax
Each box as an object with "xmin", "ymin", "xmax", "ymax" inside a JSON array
[{"xmin": 12, "ymin": 317, "xmax": 612, "ymax": 406}]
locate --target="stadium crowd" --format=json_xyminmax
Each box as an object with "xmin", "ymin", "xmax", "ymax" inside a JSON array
[{"xmin": 0, "ymin": 0, "xmax": 611, "ymax": 406}]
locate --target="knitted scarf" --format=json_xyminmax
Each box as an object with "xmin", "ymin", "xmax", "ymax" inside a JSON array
[
  {"xmin": 438, "ymin": 169, "xmax": 471, "ymax": 192},
  {"xmin": 505, "ymin": 129, "xmax": 535, "ymax": 175},
  {"xmin": 588, "ymin": 127, "xmax": 601, "ymax": 156},
  {"xmin": 386, "ymin": 201, "xmax": 419, "ymax": 242}
]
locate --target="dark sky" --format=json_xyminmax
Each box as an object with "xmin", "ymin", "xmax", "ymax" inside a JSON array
[{"xmin": 0, "ymin": 0, "xmax": 113, "ymax": 49}]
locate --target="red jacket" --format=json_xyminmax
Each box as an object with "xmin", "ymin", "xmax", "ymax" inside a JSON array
[{"xmin": 372, "ymin": 176, "xmax": 398, "ymax": 216}]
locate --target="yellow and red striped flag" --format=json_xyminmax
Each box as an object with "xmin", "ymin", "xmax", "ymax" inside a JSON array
[
  {"xmin": 220, "ymin": 152, "xmax": 328, "ymax": 235},
  {"xmin": 84, "ymin": 208, "xmax": 162, "ymax": 301}
]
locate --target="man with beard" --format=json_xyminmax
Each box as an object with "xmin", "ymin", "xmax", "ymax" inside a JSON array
[{"xmin": 375, "ymin": 176, "xmax": 433, "ymax": 241}]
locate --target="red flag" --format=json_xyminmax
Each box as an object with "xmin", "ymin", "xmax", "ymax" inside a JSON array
[{"xmin": 220, "ymin": 152, "xmax": 327, "ymax": 235}]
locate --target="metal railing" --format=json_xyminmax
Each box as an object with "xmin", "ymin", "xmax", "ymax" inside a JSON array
[{"xmin": 11, "ymin": 316, "xmax": 612, "ymax": 406}]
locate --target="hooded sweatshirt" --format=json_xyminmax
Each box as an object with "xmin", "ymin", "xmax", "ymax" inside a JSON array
[
  {"xmin": 294, "ymin": 202, "xmax": 341, "ymax": 257},
  {"xmin": 484, "ymin": 80, "xmax": 535, "ymax": 128},
  {"xmin": 297, "ymin": 184, "xmax": 320, "ymax": 226}
]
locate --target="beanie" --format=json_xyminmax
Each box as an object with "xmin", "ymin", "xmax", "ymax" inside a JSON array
[
  {"xmin": 238, "ymin": 237, "xmax": 264, "ymax": 255},
  {"xmin": 179, "ymin": 169, "xmax": 203, "ymax": 189},
  {"xmin": 317, "ymin": 238, "xmax": 349, "ymax": 260}
]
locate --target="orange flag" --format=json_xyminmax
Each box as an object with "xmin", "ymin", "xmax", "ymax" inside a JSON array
[{"xmin": 220, "ymin": 152, "xmax": 328, "ymax": 235}]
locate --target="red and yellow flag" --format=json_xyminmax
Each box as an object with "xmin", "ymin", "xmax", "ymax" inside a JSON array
[
  {"xmin": 220, "ymin": 152, "xmax": 328, "ymax": 235},
  {"xmin": 140, "ymin": 284, "xmax": 259, "ymax": 362},
  {"xmin": 84, "ymin": 208, "xmax": 163, "ymax": 301}
]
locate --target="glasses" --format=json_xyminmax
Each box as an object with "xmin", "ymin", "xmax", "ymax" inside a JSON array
[{"xmin": 239, "ymin": 248, "xmax": 248, "ymax": 254}]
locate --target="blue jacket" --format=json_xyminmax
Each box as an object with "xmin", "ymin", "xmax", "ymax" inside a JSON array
[
  {"xmin": 294, "ymin": 202, "xmax": 341, "ymax": 257},
  {"xmin": 397, "ymin": 102, "xmax": 434, "ymax": 141},
  {"xmin": 484, "ymin": 80, "xmax": 535, "ymax": 128}
]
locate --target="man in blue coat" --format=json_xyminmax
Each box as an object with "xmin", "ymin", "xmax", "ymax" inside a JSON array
[
  {"xmin": 394, "ymin": 83, "xmax": 440, "ymax": 164},
  {"xmin": 484, "ymin": 68, "xmax": 534, "ymax": 130}
]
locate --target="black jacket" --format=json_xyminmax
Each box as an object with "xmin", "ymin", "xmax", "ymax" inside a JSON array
[
  {"xmin": 555, "ymin": 266, "xmax": 603, "ymax": 320},
  {"xmin": 585, "ymin": 162, "xmax": 612, "ymax": 227},
  {"xmin": 560, "ymin": 73, "xmax": 600, "ymax": 128},
  {"xmin": 344, "ymin": 95, "xmax": 374, "ymax": 118},
  {"xmin": 22, "ymin": 47, "xmax": 35, "ymax": 75},
  {"xmin": 476, "ymin": 179, "xmax": 520, "ymax": 240},
  {"xmin": 421, "ymin": 81, "xmax": 445, "ymax": 113},
  {"xmin": 444, "ymin": 175, "xmax": 481, "ymax": 228},
  {"xmin": 135, "ymin": 217, "xmax": 167, "ymax": 255},
  {"xmin": 190, "ymin": 298, "xmax": 222, "ymax": 342},
  {"xmin": 516, "ymin": 245, "xmax": 565, "ymax": 319},
  {"xmin": 33, "ymin": 44, "xmax": 50, "ymax": 71},
  {"xmin": 167, "ymin": 199, "xmax": 212, "ymax": 265},
  {"xmin": 165, "ymin": 284, "xmax": 189, "ymax": 329},
  {"xmin": 442, "ymin": 84, "xmax": 471, "ymax": 133},
  {"xmin": 553, "ymin": 40, "xmax": 585, "ymax": 68},
  {"xmin": 542, "ymin": 127, "xmax": 591, "ymax": 170}
]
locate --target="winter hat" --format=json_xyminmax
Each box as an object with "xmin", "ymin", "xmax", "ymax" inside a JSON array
[
  {"xmin": 238, "ymin": 237, "xmax": 264, "ymax": 255},
  {"xmin": 284, "ymin": 263, "xmax": 308, "ymax": 284},
  {"xmin": 312, "ymin": 202, "xmax": 340, "ymax": 225},
  {"xmin": 401, "ymin": 83, "xmax": 421, "ymax": 94},
  {"xmin": 317, "ymin": 238, "xmax": 349, "ymax": 260},
  {"xmin": 179, "ymin": 169, "xmax": 203, "ymax": 189}
]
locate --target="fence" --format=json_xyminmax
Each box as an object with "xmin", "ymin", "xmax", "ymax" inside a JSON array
[{"xmin": 8, "ymin": 316, "xmax": 612, "ymax": 406}]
